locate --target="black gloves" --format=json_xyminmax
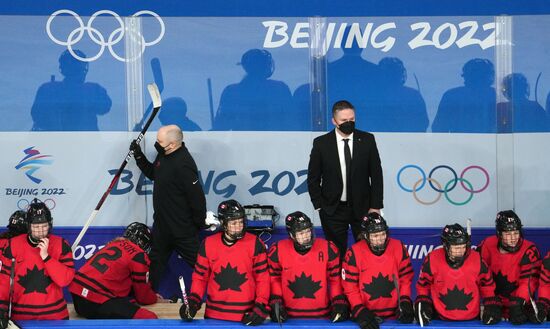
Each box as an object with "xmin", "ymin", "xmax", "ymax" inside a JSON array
[
  {"xmin": 481, "ymin": 296, "xmax": 502, "ymax": 325},
  {"xmin": 509, "ymin": 297, "xmax": 528, "ymax": 325},
  {"xmin": 0, "ymin": 309, "xmax": 7, "ymax": 329},
  {"xmin": 242, "ymin": 303, "xmax": 269, "ymax": 326},
  {"xmin": 397, "ymin": 299, "xmax": 415, "ymax": 324},
  {"xmin": 354, "ymin": 306, "xmax": 379, "ymax": 329},
  {"xmin": 179, "ymin": 297, "xmax": 201, "ymax": 322},
  {"xmin": 414, "ymin": 298, "xmax": 434, "ymax": 326},
  {"xmin": 330, "ymin": 296, "xmax": 350, "ymax": 322},
  {"xmin": 129, "ymin": 139, "xmax": 144, "ymax": 160},
  {"xmin": 269, "ymin": 295, "xmax": 288, "ymax": 323}
]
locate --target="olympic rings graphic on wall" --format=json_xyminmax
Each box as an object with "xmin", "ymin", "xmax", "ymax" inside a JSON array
[
  {"xmin": 17, "ymin": 198, "xmax": 57, "ymax": 211},
  {"xmin": 46, "ymin": 9, "xmax": 165, "ymax": 62},
  {"xmin": 396, "ymin": 165, "xmax": 490, "ymax": 206}
]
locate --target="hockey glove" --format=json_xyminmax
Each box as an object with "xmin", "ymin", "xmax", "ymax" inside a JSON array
[
  {"xmin": 129, "ymin": 139, "xmax": 144, "ymax": 160},
  {"xmin": 526, "ymin": 301, "xmax": 547, "ymax": 324},
  {"xmin": 414, "ymin": 298, "xmax": 434, "ymax": 326},
  {"xmin": 330, "ymin": 295, "xmax": 349, "ymax": 322},
  {"xmin": 269, "ymin": 295, "xmax": 287, "ymax": 323},
  {"xmin": 397, "ymin": 298, "xmax": 415, "ymax": 324},
  {"xmin": 0, "ymin": 309, "xmax": 7, "ymax": 329},
  {"xmin": 509, "ymin": 297, "xmax": 528, "ymax": 325},
  {"xmin": 353, "ymin": 306, "xmax": 380, "ymax": 329},
  {"xmin": 481, "ymin": 296, "xmax": 502, "ymax": 325},
  {"xmin": 242, "ymin": 303, "xmax": 269, "ymax": 326},
  {"xmin": 537, "ymin": 298, "xmax": 550, "ymax": 323},
  {"xmin": 179, "ymin": 296, "xmax": 201, "ymax": 322}
]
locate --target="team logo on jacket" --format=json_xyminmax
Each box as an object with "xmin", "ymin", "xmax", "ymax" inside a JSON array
[
  {"xmin": 363, "ymin": 273, "xmax": 395, "ymax": 300},
  {"xmin": 439, "ymin": 285, "xmax": 473, "ymax": 310},
  {"xmin": 287, "ymin": 272, "xmax": 321, "ymax": 299},
  {"xmin": 18, "ymin": 265, "xmax": 52, "ymax": 294},
  {"xmin": 214, "ymin": 263, "xmax": 248, "ymax": 291}
]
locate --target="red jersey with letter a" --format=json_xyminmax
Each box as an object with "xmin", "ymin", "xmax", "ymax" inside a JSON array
[
  {"xmin": 268, "ymin": 238, "xmax": 342, "ymax": 318},
  {"xmin": 8, "ymin": 234, "xmax": 74, "ymax": 320},
  {"xmin": 190, "ymin": 232, "xmax": 270, "ymax": 321},
  {"xmin": 416, "ymin": 248, "xmax": 495, "ymax": 320},
  {"xmin": 69, "ymin": 238, "xmax": 157, "ymax": 305},
  {"xmin": 342, "ymin": 238, "xmax": 413, "ymax": 319}
]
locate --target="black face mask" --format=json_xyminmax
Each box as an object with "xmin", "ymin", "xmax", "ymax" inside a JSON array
[
  {"xmin": 338, "ymin": 121, "xmax": 355, "ymax": 135},
  {"xmin": 154, "ymin": 142, "xmax": 166, "ymax": 155}
]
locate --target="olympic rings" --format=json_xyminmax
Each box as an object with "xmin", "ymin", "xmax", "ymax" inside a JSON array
[
  {"xmin": 17, "ymin": 198, "xmax": 56, "ymax": 211},
  {"xmin": 46, "ymin": 9, "xmax": 165, "ymax": 62},
  {"xmin": 397, "ymin": 164, "xmax": 490, "ymax": 206}
]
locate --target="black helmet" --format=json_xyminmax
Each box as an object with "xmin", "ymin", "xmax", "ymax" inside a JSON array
[
  {"xmin": 360, "ymin": 212, "xmax": 389, "ymax": 256},
  {"xmin": 285, "ymin": 211, "xmax": 314, "ymax": 252},
  {"xmin": 124, "ymin": 222, "xmax": 152, "ymax": 253},
  {"xmin": 441, "ymin": 223, "xmax": 471, "ymax": 268},
  {"xmin": 218, "ymin": 199, "xmax": 246, "ymax": 240},
  {"xmin": 495, "ymin": 210, "xmax": 523, "ymax": 253},
  {"xmin": 8, "ymin": 210, "xmax": 27, "ymax": 236}
]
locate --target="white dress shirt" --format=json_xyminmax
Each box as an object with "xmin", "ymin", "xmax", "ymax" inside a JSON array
[{"xmin": 335, "ymin": 131, "xmax": 353, "ymax": 202}]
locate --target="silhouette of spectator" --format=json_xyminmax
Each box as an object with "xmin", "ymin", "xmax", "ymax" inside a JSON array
[
  {"xmin": 327, "ymin": 26, "xmax": 380, "ymax": 132},
  {"xmin": 158, "ymin": 97, "xmax": 201, "ymax": 131},
  {"xmin": 497, "ymin": 73, "xmax": 549, "ymax": 132},
  {"xmin": 212, "ymin": 49, "xmax": 293, "ymax": 131},
  {"xmin": 372, "ymin": 57, "xmax": 428, "ymax": 132},
  {"xmin": 432, "ymin": 58, "xmax": 496, "ymax": 133},
  {"xmin": 31, "ymin": 50, "xmax": 112, "ymax": 131}
]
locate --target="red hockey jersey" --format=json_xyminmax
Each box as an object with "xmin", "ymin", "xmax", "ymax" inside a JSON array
[
  {"xmin": 190, "ymin": 232, "xmax": 270, "ymax": 321},
  {"xmin": 8, "ymin": 234, "xmax": 74, "ymax": 320},
  {"xmin": 69, "ymin": 238, "xmax": 157, "ymax": 305},
  {"xmin": 539, "ymin": 252, "xmax": 550, "ymax": 307},
  {"xmin": 0, "ymin": 239, "xmax": 11, "ymax": 313},
  {"xmin": 342, "ymin": 238, "xmax": 413, "ymax": 319},
  {"xmin": 267, "ymin": 238, "xmax": 343, "ymax": 318},
  {"xmin": 416, "ymin": 248, "xmax": 495, "ymax": 321},
  {"xmin": 478, "ymin": 236, "xmax": 541, "ymax": 311}
]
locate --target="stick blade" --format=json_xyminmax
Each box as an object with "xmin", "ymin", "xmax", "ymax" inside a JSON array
[{"xmin": 147, "ymin": 83, "xmax": 162, "ymax": 109}]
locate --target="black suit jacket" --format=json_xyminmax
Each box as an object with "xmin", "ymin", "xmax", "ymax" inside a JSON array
[{"xmin": 307, "ymin": 129, "xmax": 384, "ymax": 217}]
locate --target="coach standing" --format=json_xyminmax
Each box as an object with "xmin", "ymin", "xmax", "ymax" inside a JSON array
[
  {"xmin": 130, "ymin": 124, "xmax": 206, "ymax": 291},
  {"xmin": 307, "ymin": 100, "xmax": 384, "ymax": 258}
]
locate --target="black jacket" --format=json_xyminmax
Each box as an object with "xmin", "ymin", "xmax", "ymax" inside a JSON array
[{"xmin": 307, "ymin": 129, "xmax": 383, "ymax": 217}]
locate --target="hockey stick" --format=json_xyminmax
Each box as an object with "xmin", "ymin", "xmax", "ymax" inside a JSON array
[
  {"xmin": 273, "ymin": 302, "xmax": 282, "ymax": 327},
  {"xmin": 72, "ymin": 83, "xmax": 162, "ymax": 250},
  {"xmin": 179, "ymin": 276, "xmax": 191, "ymax": 319},
  {"xmin": 393, "ymin": 274, "xmax": 402, "ymax": 317},
  {"xmin": 466, "ymin": 218, "xmax": 472, "ymax": 236},
  {"xmin": 6, "ymin": 257, "xmax": 21, "ymax": 329},
  {"xmin": 418, "ymin": 302, "xmax": 424, "ymax": 327},
  {"xmin": 528, "ymin": 274, "xmax": 541, "ymax": 323},
  {"xmin": 133, "ymin": 58, "xmax": 164, "ymax": 131}
]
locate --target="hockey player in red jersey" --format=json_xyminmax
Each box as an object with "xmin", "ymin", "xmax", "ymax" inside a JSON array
[
  {"xmin": 180, "ymin": 199, "xmax": 270, "ymax": 325},
  {"xmin": 477, "ymin": 210, "xmax": 541, "ymax": 324},
  {"xmin": 69, "ymin": 222, "xmax": 162, "ymax": 319},
  {"xmin": 267, "ymin": 211, "xmax": 348, "ymax": 323},
  {"xmin": 536, "ymin": 251, "xmax": 550, "ymax": 322},
  {"xmin": 415, "ymin": 223, "xmax": 502, "ymax": 325},
  {"xmin": 3, "ymin": 199, "xmax": 74, "ymax": 320},
  {"xmin": 0, "ymin": 210, "xmax": 28, "ymax": 328},
  {"xmin": 342, "ymin": 213, "xmax": 414, "ymax": 329}
]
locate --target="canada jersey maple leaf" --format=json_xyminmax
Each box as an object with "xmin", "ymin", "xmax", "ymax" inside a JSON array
[
  {"xmin": 493, "ymin": 271, "xmax": 517, "ymax": 297},
  {"xmin": 287, "ymin": 272, "xmax": 322, "ymax": 299},
  {"xmin": 18, "ymin": 265, "xmax": 52, "ymax": 294},
  {"xmin": 439, "ymin": 285, "xmax": 473, "ymax": 310},
  {"xmin": 214, "ymin": 263, "xmax": 248, "ymax": 292},
  {"xmin": 363, "ymin": 273, "xmax": 395, "ymax": 300}
]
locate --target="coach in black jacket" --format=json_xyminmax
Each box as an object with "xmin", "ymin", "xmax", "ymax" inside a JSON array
[
  {"xmin": 130, "ymin": 125, "xmax": 207, "ymax": 290},
  {"xmin": 307, "ymin": 100, "xmax": 384, "ymax": 258}
]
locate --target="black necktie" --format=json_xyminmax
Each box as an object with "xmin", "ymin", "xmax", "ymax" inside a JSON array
[{"xmin": 343, "ymin": 138, "xmax": 352, "ymax": 201}]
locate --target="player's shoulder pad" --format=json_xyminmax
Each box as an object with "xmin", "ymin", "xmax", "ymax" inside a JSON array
[
  {"xmin": 132, "ymin": 252, "xmax": 147, "ymax": 265},
  {"xmin": 520, "ymin": 244, "xmax": 540, "ymax": 265},
  {"xmin": 62, "ymin": 239, "xmax": 72, "ymax": 256},
  {"xmin": 254, "ymin": 236, "xmax": 266, "ymax": 256},
  {"xmin": 344, "ymin": 248, "xmax": 356, "ymax": 266},
  {"xmin": 421, "ymin": 254, "xmax": 432, "ymax": 275},
  {"xmin": 328, "ymin": 240, "xmax": 339, "ymax": 262}
]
